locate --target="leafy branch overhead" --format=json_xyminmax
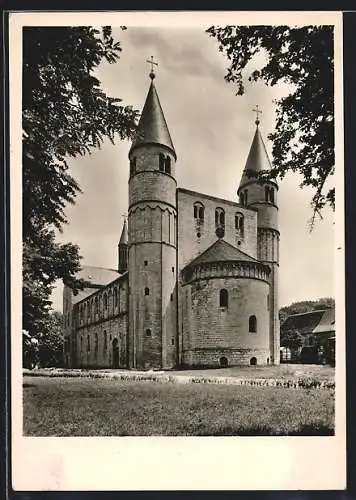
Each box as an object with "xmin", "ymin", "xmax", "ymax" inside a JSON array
[
  {"xmin": 206, "ymin": 25, "xmax": 334, "ymax": 220},
  {"xmin": 23, "ymin": 26, "xmax": 138, "ymax": 337},
  {"xmin": 23, "ymin": 26, "xmax": 138, "ymax": 233}
]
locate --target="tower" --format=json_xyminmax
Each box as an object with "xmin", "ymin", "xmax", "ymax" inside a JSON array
[
  {"xmin": 127, "ymin": 63, "xmax": 178, "ymax": 369},
  {"xmin": 237, "ymin": 110, "xmax": 280, "ymax": 364},
  {"xmin": 118, "ymin": 217, "xmax": 128, "ymax": 274}
]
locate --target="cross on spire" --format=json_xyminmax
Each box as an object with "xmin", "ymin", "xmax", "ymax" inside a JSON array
[
  {"xmin": 121, "ymin": 213, "xmax": 127, "ymax": 222},
  {"xmin": 146, "ymin": 56, "xmax": 158, "ymax": 80},
  {"xmin": 252, "ymin": 105, "xmax": 262, "ymax": 126}
]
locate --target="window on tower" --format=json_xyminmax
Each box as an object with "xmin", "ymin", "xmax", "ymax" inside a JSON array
[
  {"xmin": 270, "ymin": 188, "xmax": 275, "ymax": 204},
  {"xmin": 249, "ymin": 315, "xmax": 257, "ymax": 333},
  {"xmin": 265, "ymin": 186, "xmax": 269, "ymax": 202},
  {"xmin": 159, "ymin": 153, "xmax": 165, "ymax": 171},
  {"xmin": 165, "ymin": 156, "xmax": 171, "ymax": 174},
  {"xmin": 219, "ymin": 289, "xmax": 228, "ymax": 308},
  {"xmin": 265, "ymin": 186, "xmax": 275, "ymax": 204},
  {"xmin": 130, "ymin": 157, "xmax": 136, "ymax": 176},
  {"xmin": 244, "ymin": 189, "xmax": 248, "ymax": 206},
  {"xmin": 144, "ymin": 287, "xmax": 150, "ymax": 296}
]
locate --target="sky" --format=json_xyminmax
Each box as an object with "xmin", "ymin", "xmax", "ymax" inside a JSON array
[{"xmin": 51, "ymin": 25, "xmax": 335, "ymax": 311}]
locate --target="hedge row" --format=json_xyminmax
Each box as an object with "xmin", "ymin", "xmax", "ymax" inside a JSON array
[{"xmin": 23, "ymin": 368, "xmax": 334, "ymax": 390}]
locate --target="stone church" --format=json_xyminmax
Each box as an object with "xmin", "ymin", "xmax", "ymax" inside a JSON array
[{"xmin": 63, "ymin": 67, "xmax": 280, "ymax": 370}]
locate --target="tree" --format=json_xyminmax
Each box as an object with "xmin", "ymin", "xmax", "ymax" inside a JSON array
[
  {"xmin": 206, "ymin": 25, "xmax": 334, "ymax": 224},
  {"xmin": 23, "ymin": 27, "xmax": 138, "ymax": 337},
  {"xmin": 280, "ymin": 330, "xmax": 303, "ymax": 351},
  {"xmin": 23, "ymin": 311, "xmax": 65, "ymax": 368},
  {"xmin": 279, "ymin": 297, "xmax": 335, "ymax": 325}
]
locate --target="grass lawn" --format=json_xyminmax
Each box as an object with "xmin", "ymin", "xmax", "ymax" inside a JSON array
[
  {"xmin": 170, "ymin": 363, "xmax": 335, "ymax": 381},
  {"xmin": 23, "ymin": 376, "xmax": 334, "ymax": 436}
]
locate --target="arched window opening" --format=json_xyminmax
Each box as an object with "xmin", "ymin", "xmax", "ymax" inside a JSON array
[
  {"xmin": 103, "ymin": 293, "xmax": 108, "ymax": 310},
  {"xmin": 265, "ymin": 185, "xmax": 270, "ymax": 202},
  {"xmin": 219, "ymin": 289, "xmax": 228, "ymax": 308},
  {"xmin": 235, "ymin": 212, "xmax": 244, "ymax": 236},
  {"xmin": 80, "ymin": 335, "xmax": 83, "ymax": 352},
  {"xmin": 215, "ymin": 207, "xmax": 225, "ymax": 228},
  {"xmin": 159, "ymin": 153, "xmax": 165, "ymax": 171},
  {"xmin": 87, "ymin": 335, "xmax": 91, "ymax": 352},
  {"xmin": 146, "ymin": 328, "xmax": 152, "ymax": 337},
  {"xmin": 219, "ymin": 211, "xmax": 225, "ymax": 226},
  {"xmin": 265, "ymin": 186, "xmax": 275, "ymax": 204},
  {"xmin": 244, "ymin": 189, "xmax": 248, "ymax": 206},
  {"xmin": 114, "ymin": 287, "xmax": 118, "ymax": 307},
  {"xmin": 270, "ymin": 188, "xmax": 275, "ymax": 204},
  {"xmin": 194, "ymin": 202, "xmax": 204, "ymax": 223},
  {"xmin": 249, "ymin": 315, "xmax": 257, "ymax": 333},
  {"xmin": 144, "ymin": 287, "xmax": 150, "ymax": 296},
  {"xmin": 103, "ymin": 331, "xmax": 108, "ymax": 354},
  {"xmin": 250, "ymin": 357, "xmax": 257, "ymax": 366},
  {"xmin": 130, "ymin": 157, "xmax": 136, "ymax": 176},
  {"xmin": 94, "ymin": 332, "xmax": 98, "ymax": 355},
  {"xmin": 240, "ymin": 192, "xmax": 245, "ymax": 206},
  {"xmin": 165, "ymin": 156, "xmax": 171, "ymax": 174}
]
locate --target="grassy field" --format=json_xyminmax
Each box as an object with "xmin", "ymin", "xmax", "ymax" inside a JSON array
[{"xmin": 23, "ymin": 376, "xmax": 334, "ymax": 436}]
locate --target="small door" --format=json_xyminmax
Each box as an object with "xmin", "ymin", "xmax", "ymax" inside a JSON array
[{"xmin": 112, "ymin": 338, "xmax": 120, "ymax": 368}]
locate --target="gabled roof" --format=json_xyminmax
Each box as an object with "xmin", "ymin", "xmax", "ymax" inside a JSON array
[
  {"xmin": 312, "ymin": 308, "xmax": 335, "ymax": 334},
  {"xmin": 75, "ymin": 265, "xmax": 120, "ymax": 286},
  {"xmin": 281, "ymin": 308, "xmax": 335, "ymax": 336},
  {"xmin": 70, "ymin": 266, "xmax": 121, "ymax": 304},
  {"xmin": 129, "ymin": 78, "xmax": 176, "ymax": 158},
  {"xmin": 238, "ymin": 124, "xmax": 272, "ymax": 191},
  {"xmin": 184, "ymin": 239, "xmax": 258, "ymax": 269}
]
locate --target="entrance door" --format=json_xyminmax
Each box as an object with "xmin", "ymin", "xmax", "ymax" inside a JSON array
[{"xmin": 112, "ymin": 338, "xmax": 120, "ymax": 368}]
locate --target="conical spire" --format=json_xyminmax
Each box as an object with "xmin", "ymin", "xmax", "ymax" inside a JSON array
[
  {"xmin": 130, "ymin": 74, "xmax": 176, "ymax": 159},
  {"xmin": 119, "ymin": 218, "xmax": 128, "ymax": 245},
  {"xmin": 118, "ymin": 218, "xmax": 128, "ymax": 274},
  {"xmin": 238, "ymin": 121, "xmax": 272, "ymax": 190}
]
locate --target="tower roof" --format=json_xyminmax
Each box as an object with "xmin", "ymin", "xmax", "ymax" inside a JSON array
[
  {"xmin": 119, "ymin": 218, "xmax": 128, "ymax": 245},
  {"xmin": 129, "ymin": 77, "xmax": 176, "ymax": 159},
  {"xmin": 238, "ymin": 123, "xmax": 272, "ymax": 191}
]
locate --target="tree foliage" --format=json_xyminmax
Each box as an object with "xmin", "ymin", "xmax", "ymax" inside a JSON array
[
  {"xmin": 23, "ymin": 27, "xmax": 138, "ymax": 336},
  {"xmin": 279, "ymin": 297, "xmax": 335, "ymax": 325},
  {"xmin": 23, "ymin": 311, "xmax": 65, "ymax": 368},
  {"xmin": 206, "ymin": 25, "xmax": 334, "ymax": 222},
  {"xmin": 280, "ymin": 330, "xmax": 303, "ymax": 350}
]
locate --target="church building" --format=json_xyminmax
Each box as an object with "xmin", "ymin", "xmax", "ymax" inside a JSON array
[{"xmin": 63, "ymin": 65, "xmax": 280, "ymax": 370}]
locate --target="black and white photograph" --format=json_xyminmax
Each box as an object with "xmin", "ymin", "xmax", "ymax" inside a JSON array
[{"xmin": 10, "ymin": 10, "xmax": 345, "ymax": 491}]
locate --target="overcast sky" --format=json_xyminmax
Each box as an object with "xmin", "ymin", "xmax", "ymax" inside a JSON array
[{"xmin": 51, "ymin": 25, "xmax": 335, "ymax": 311}]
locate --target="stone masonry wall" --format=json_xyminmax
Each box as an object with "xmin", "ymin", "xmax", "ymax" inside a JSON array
[
  {"xmin": 182, "ymin": 277, "xmax": 270, "ymax": 366},
  {"xmin": 71, "ymin": 275, "xmax": 129, "ymax": 368},
  {"xmin": 177, "ymin": 188, "xmax": 258, "ymax": 272}
]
